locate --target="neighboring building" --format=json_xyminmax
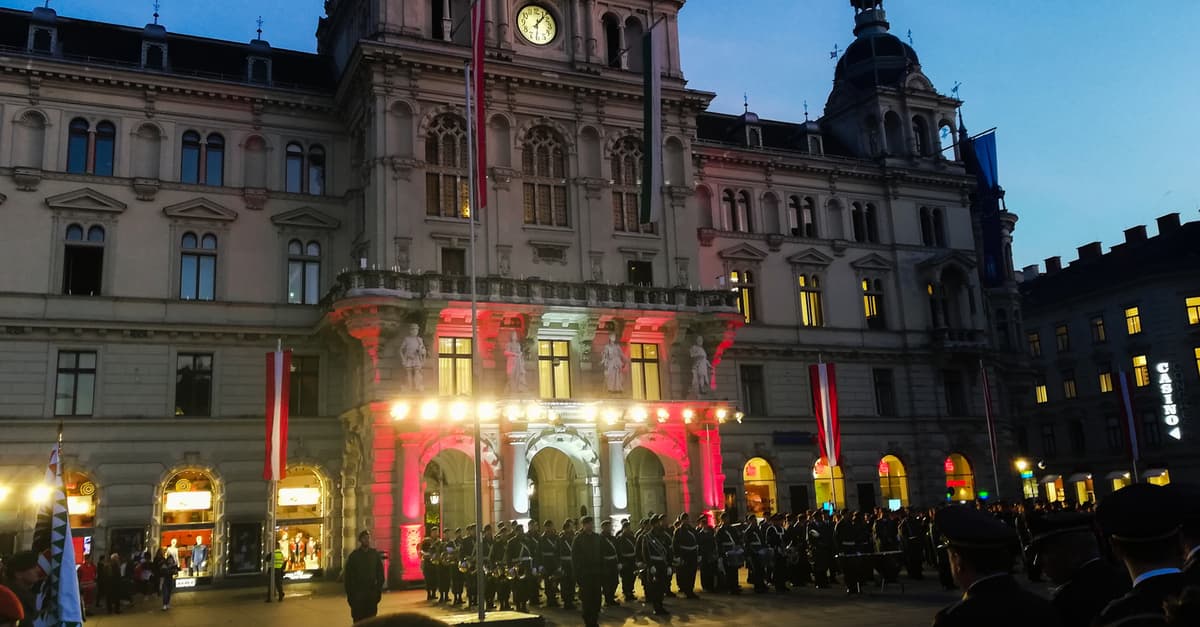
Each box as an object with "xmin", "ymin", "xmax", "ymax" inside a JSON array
[
  {"xmin": 1017, "ymin": 214, "xmax": 1200, "ymax": 504},
  {"xmin": 0, "ymin": 0, "xmax": 1018, "ymax": 585}
]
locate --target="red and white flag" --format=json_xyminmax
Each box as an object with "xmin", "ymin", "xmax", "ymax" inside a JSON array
[
  {"xmin": 470, "ymin": 0, "xmax": 488, "ymax": 213},
  {"xmin": 1117, "ymin": 370, "xmax": 1140, "ymax": 465},
  {"xmin": 265, "ymin": 347, "xmax": 291, "ymax": 481},
  {"xmin": 809, "ymin": 362, "xmax": 841, "ymax": 468}
]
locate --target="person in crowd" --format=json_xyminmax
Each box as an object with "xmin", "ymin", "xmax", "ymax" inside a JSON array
[
  {"xmin": 615, "ymin": 520, "xmax": 638, "ymax": 603},
  {"xmin": 344, "ymin": 530, "xmax": 386, "ymax": 623},
  {"xmin": 598, "ymin": 519, "xmax": 620, "ymax": 606},
  {"xmin": 557, "ymin": 519, "xmax": 578, "ymax": 610},
  {"xmin": 1026, "ymin": 510, "xmax": 1128, "ymax": 627},
  {"xmin": 1094, "ymin": 484, "xmax": 1186, "ymax": 626},
  {"xmin": 571, "ymin": 516, "xmax": 605, "ymax": 627},
  {"xmin": 697, "ymin": 514, "xmax": 719, "ymax": 593},
  {"xmin": 637, "ymin": 515, "xmax": 671, "ymax": 616},
  {"xmin": 672, "ymin": 512, "xmax": 700, "ymax": 598},
  {"xmin": 77, "ymin": 553, "xmax": 98, "ymax": 617},
  {"xmin": 267, "ymin": 543, "xmax": 285, "ymax": 602},
  {"xmin": 97, "ymin": 552, "xmax": 122, "ymax": 615},
  {"xmin": 0, "ymin": 552, "xmax": 39, "ymax": 621},
  {"xmin": 898, "ymin": 508, "xmax": 926, "ymax": 580},
  {"xmin": 0, "ymin": 584, "xmax": 25, "ymax": 627},
  {"xmin": 154, "ymin": 546, "xmax": 179, "ymax": 611}
]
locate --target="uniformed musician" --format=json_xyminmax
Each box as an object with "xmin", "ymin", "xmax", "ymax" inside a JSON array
[
  {"xmin": 637, "ymin": 514, "xmax": 671, "ymax": 616},
  {"xmin": 1025, "ymin": 511, "xmax": 1128, "ymax": 627},
  {"xmin": 558, "ymin": 518, "xmax": 578, "ymax": 610},
  {"xmin": 616, "ymin": 520, "xmax": 639, "ymax": 603},
  {"xmin": 672, "ymin": 513, "xmax": 700, "ymax": 598},
  {"xmin": 599, "ymin": 519, "xmax": 620, "ymax": 606},
  {"xmin": 539, "ymin": 520, "xmax": 560, "ymax": 607}
]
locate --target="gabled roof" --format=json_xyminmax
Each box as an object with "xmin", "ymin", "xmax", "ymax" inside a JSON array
[
  {"xmin": 271, "ymin": 207, "xmax": 340, "ymax": 230},
  {"xmin": 44, "ymin": 187, "xmax": 127, "ymax": 213},
  {"xmin": 717, "ymin": 242, "xmax": 768, "ymax": 262},
  {"xmin": 162, "ymin": 198, "xmax": 238, "ymax": 222}
]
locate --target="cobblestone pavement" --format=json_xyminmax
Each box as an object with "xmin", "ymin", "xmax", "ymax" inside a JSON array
[{"xmin": 78, "ymin": 576, "xmax": 984, "ymax": 627}]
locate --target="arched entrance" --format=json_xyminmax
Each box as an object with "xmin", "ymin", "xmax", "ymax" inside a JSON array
[
  {"xmin": 813, "ymin": 457, "xmax": 845, "ymax": 510},
  {"xmin": 160, "ymin": 468, "xmax": 218, "ymax": 581},
  {"xmin": 424, "ymin": 448, "xmax": 484, "ymax": 535},
  {"xmin": 626, "ymin": 448, "xmax": 666, "ymax": 523},
  {"xmin": 528, "ymin": 447, "xmax": 589, "ymax": 525},
  {"xmin": 274, "ymin": 466, "xmax": 328, "ymax": 577},
  {"xmin": 1040, "ymin": 475, "xmax": 1064, "ymax": 503},
  {"xmin": 65, "ymin": 471, "xmax": 97, "ymax": 564},
  {"xmin": 944, "ymin": 454, "xmax": 975, "ymax": 501},
  {"xmin": 1066, "ymin": 472, "xmax": 1094, "ymax": 505},
  {"xmin": 878, "ymin": 455, "xmax": 909, "ymax": 509},
  {"xmin": 1144, "ymin": 468, "xmax": 1171, "ymax": 486},
  {"xmin": 743, "ymin": 457, "xmax": 777, "ymax": 517}
]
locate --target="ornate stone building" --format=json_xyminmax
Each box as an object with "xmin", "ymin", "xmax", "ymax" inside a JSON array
[{"xmin": 0, "ymin": 0, "xmax": 1019, "ymax": 584}]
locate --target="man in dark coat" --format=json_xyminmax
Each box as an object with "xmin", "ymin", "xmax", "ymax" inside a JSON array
[
  {"xmin": 598, "ymin": 519, "xmax": 620, "ymax": 606},
  {"xmin": 615, "ymin": 520, "xmax": 638, "ymax": 602},
  {"xmin": 637, "ymin": 514, "xmax": 671, "ymax": 615},
  {"xmin": 343, "ymin": 530, "xmax": 385, "ymax": 623},
  {"xmin": 931, "ymin": 505, "xmax": 1060, "ymax": 627},
  {"xmin": 557, "ymin": 519, "xmax": 577, "ymax": 610},
  {"xmin": 1, "ymin": 551, "xmax": 41, "ymax": 620},
  {"xmin": 1027, "ymin": 510, "xmax": 1128, "ymax": 627},
  {"xmin": 538, "ymin": 520, "xmax": 560, "ymax": 607},
  {"xmin": 1179, "ymin": 484, "xmax": 1200, "ymax": 585},
  {"xmin": 571, "ymin": 516, "xmax": 605, "ymax": 627},
  {"xmin": 898, "ymin": 508, "xmax": 925, "ymax": 579},
  {"xmin": 697, "ymin": 515, "xmax": 718, "ymax": 592},
  {"xmin": 1094, "ymin": 484, "xmax": 1186, "ymax": 626},
  {"xmin": 672, "ymin": 513, "xmax": 700, "ymax": 598}
]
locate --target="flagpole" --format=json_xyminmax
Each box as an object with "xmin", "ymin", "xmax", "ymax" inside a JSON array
[
  {"xmin": 980, "ymin": 359, "xmax": 1001, "ymax": 501},
  {"xmin": 465, "ymin": 56, "xmax": 486, "ymax": 623}
]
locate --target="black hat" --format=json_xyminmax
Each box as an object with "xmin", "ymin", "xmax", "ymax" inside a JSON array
[
  {"xmin": 581, "ymin": 516, "xmax": 595, "ymax": 525},
  {"xmin": 640, "ymin": 518, "xmax": 651, "ymax": 526},
  {"xmin": 1097, "ymin": 483, "xmax": 1181, "ymax": 543},
  {"xmin": 6, "ymin": 551, "xmax": 39, "ymax": 573},
  {"xmin": 935, "ymin": 505, "xmax": 1015, "ymax": 550},
  {"xmin": 1027, "ymin": 511, "xmax": 1095, "ymax": 548},
  {"xmin": 621, "ymin": 519, "xmax": 631, "ymax": 528},
  {"xmin": 1173, "ymin": 484, "xmax": 1200, "ymax": 536}
]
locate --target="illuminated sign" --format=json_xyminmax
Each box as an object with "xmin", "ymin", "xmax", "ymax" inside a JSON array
[
  {"xmin": 1156, "ymin": 362, "xmax": 1182, "ymax": 440},
  {"xmin": 174, "ymin": 577, "xmax": 197, "ymax": 588},
  {"xmin": 67, "ymin": 495, "xmax": 94, "ymax": 516},
  {"xmin": 945, "ymin": 479, "xmax": 969, "ymax": 488},
  {"xmin": 165, "ymin": 491, "xmax": 212, "ymax": 512},
  {"xmin": 1020, "ymin": 471, "xmax": 1034, "ymax": 479},
  {"xmin": 878, "ymin": 461, "xmax": 890, "ymax": 476},
  {"xmin": 277, "ymin": 488, "xmax": 321, "ymax": 507},
  {"xmin": 887, "ymin": 498, "xmax": 901, "ymax": 511},
  {"xmin": 944, "ymin": 457, "xmax": 955, "ymax": 474}
]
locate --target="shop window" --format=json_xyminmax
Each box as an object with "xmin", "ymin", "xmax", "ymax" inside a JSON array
[
  {"xmin": 1034, "ymin": 375, "xmax": 1048, "ymax": 404},
  {"xmin": 65, "ymin": 471, "xmax": 97, "ymax": 561},
  {"xmin": 437, "ymin": 337, "xmax": 473, "ymax": 396},
  {"xmin": 877, "ymin": 455, "xmax": 908, "ymax": 508},
  {"xmin": 743, "ymin": 457, "xmax": 777, "ymax": 517},
  {"xmin": 180, "ymin": 232, "xmax": 217, "ymax": 301},
  {"xmin": 55, "ymin": 351, "xmax": 96, "ymax": 416},
  {"xmin": 1027, "ymin": 332, "xmax": 1041, "ymax": 358},
  {"xmin": 740, "ymin": 365, "xmax": 766, "ymax": 416},
  {"xmin": 730, "ymin": 270, "xmax": 756, "ymax": 324},
  {"xmin": 275, "ymin": 467, "xmax": 326, "ymax": 577},
  {"xmin": 1132, "ymin": 355, "xmax": 1149, "ymax": 387},
  {"xmin": 175, "ymin": 353, "xmax": 213, "ymax": 416},
  {"xmin": 1098, "ymin": 365, "xmax": 1113, "ymax": 393},
  {"xmin": 522, "ymin": 126, "xmax": 569, "ymax": 227},
  {"xmin": 537, "ymin": 339, "xmax": 571, "ymax": 399},
  {"xmin": 62, "ymin": 224, "xmax": 104, "ymax": 296},
  {"xmin": 160, "ymin": 470, "xmax": 216, "ymax": 579},
  {"xmin": 944, "ymin": 453, "xmax": 975, "ymax": 501},
  {"xmin": 1188, "ymin": 297, "xmax": 1200, "ymax": 326},
  {"xmin": 798, "ymin": 274, "xmax": 824, "ymax": 327},
  {"xmin": 1062, "ymin": 370, "xmax": 1077, "ymax": 399},
  {"xmin": 1055, "ymin": 324, "xmax": 1070, "ymax": 352},
  {"xmin": 627, "ymin": 260, "xmax": 652, "ymax": 286},
  {"xmin": 813, "ymin": 457, "xmax": 845, "ymax": 509},
  {"xmin": 629, "ymin": 343, "xmax": 660, "ymax": 401},
  {"xmin": 287, "ymin": 240, "xmax": 321, "ymax": 305},
  {"xmin": 862, "ymin": 278, "xmax": 886, "ymax": 330},
  {"xmin": 873, "ymin": 368, "xmax": 896, "ymax": 416},
  {"xmin": 1091, "ymin": 316, "xmax": 1107, "ymax": 343},
  {"xmin": 289, "ymin": 355, "xmax": 319, "ymax": 416},
  {"xmin": 1125, "ymin": 306, "xmax": 1142, "ymax": 335}
]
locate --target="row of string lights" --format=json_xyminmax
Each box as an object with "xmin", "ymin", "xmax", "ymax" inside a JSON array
[{"xmin": 388, "ymin": 399, "xmax": 745, "ymax": 427}]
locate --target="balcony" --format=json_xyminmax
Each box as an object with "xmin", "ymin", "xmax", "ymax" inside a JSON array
[
  {"xmin": 930, "ymin": 327, "xmax": 989, "ymax": 351},
  {"xmin": 323, "ymin": 270, "xmax": 741, "ymax": 314}
]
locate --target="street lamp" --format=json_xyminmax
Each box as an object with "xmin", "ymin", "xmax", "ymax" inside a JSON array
[{"xmin": 29, "ymin": 484, "xmax": 52, "ymax": 504}]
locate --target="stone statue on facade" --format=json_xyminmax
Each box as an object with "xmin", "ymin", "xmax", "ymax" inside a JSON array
[
  {"xmin": 599, "ymin": 332, "xmax": 627, "ymax": 393},
  {"xmin": 399, "ymin": 323, "xmax": 427, "ymax": 392},
  {"xmin": 690, "ymin": 335, "xmax": 712, "ymax": 397},
  {"xmin": 504, "ymin": 331, "xmax": 527, "ymax": 393}
]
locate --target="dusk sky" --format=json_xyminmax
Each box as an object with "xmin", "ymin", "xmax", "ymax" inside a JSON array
[{"xmin": 9, "ymin": 0, "xmax": 1198, "ymax": 269}]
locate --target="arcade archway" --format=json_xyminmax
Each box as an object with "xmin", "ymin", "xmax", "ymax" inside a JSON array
[
  {"xmin": 944, "ymin": 453, "xmax": 975, "ymax": 501},
  {"xmin": 528, "ymin": 447, "xmax": 589, "ymax": 525},
  {"xmin": 626, "ymin": 447, "xmax": 667, "ymax": 522},
  {"xmin": 813, "ymin": 457, "xmax": 845, "ymax": 510},
  {"xmin": 743, "ymin": 457, "xmax": 777, "ymax": 517},
  {"xmin": 878, "ymin": 455, "xmax": 909, "ymax": 508},
  {"xmin": 424, "ymin": 448, "xmax": 486, "ymax": 535}
]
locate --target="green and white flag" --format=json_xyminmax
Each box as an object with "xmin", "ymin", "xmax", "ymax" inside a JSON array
[
  {"xmin": 33, "ymin": 444, "xmax": 83, "ymax": 627},
  {"xmin": 639, "ymin": 23, "xmax": 663, "ymax": 225}
]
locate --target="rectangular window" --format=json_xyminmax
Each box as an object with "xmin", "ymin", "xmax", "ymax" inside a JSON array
[
  {"xmin": 872, "ymin": 368, "xmax": 896, "ymax": 416},
  {"xmin": 942, "ymin": 369, "xmax": 967, "ymax": 415},
  {"xmin": 437, "ymin": 337, "xmax": 473, "ymax": 396},
  {"xmin": 1034, "ymin": 375, "xmax": 1048, "ymax": 404},
  {"xmin": 55, "ymin": 351, "xmax": 96, "ymax": 416},
  {"xmin": 730, "ymin": 270, "xmax": 756, "ymax": 324},
  {"xmin": 1142, "ymin": 411, "xmax": 1163, "ymax": 449},
  {"xmin": 289, "ymin": 355, "xmax": 319, "ymax": 416},
  {"xmin": 627, "ymin": 261, "xmax": 653, "ymax": 286},
  {"xmin": 1195, "ymin": 347, "xmax": 1200, "ymax": 379},
  {"xmin": 175, "ymin": 353, "xmax": 213, "ymax": 416},
  {"xmin": 1098, "ymin": 365, "xmax": 1114, "ymax": 393},
  {"xmin": 1133, "ymin": 355, "xmax": 1150, "ymax": 387},
  {"xmin": 1187, "ymin": 296, "xmax": 1200, "ymax": 326},
  {"xmin": 180, "ymin": 243, "xmax": 216, "ymax": 301},
  {"xmin": 629, "ymin": 343, "xmax": 661, "ymax": 401},
  {"xmin": 1055, "ymin": 324, "xmax": 1070, "ymax": 352},
  {"xmin": 62, "ymin": 239, "xmax": 104, "ymax": 297},
  {"xmin": 537, "ymin": 340, "xmax": 571, "ymax": 399},
  {"xmin": 1090, "ymin": 316, "xmax": 1107, "ymax": 343},
  {"xmin": 1105, "ymin": 415, "xmax": 1124, "ymax": 452},
  {"xmin": 1041, "ymin": 424, "xmax": 1057, "ymax": 457},
  {"xmin": 798, "ymin": 275, "xmax": 824, "ymax": 328},
  {"xmin": 862, "ymin": 278, "xmax": 886, "ymax": 330},
  {"xmin": 1069, "ymin": 421, "xmax": 1086, "ymax": 454},
  {"xmin": 1061, "ymin": 370, "xmax": 1077, "ymax": 399},
  {"xmin": 1027, "ymin": 332, "xmax": 1041, "ymax": 357},
  {"xmin": 1125, "ymin": 306, "xmax": 1142, "ymax": 335},
  {"xmin": 441, "ymin": 248, "xmax": 466, "ymax": 276},
  {"xmin": 739, "ymin": 365, "xmax": 766, "ymax": 416}
]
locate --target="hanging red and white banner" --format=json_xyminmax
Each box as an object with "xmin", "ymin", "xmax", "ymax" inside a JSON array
[
  {"xmin": 1117, "ymin": 370, "xmax": 1140, "ymax": 465},
  {"xmin": 265, "ymin": 348, "xmax": 291, "ymax": 481},
  {"xmin": 809, "ymin": 362, "xmax": 841, "ymax": 468}
]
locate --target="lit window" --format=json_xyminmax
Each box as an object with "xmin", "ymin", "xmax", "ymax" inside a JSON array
[
  {"xmin": 1061, "ymin": 370, "xmax": 1076, "ymax": 399},
  {"xmin": 1027, "ymin": 332, "xmax": 1041, "ymax": 357},
  {"xmin": 629, "ymin": 343, "xmax": 660, "ymax": 401},
  {"xmin": 611, "ymin": 137, "xmax": 653, "ymax": 234},
  {"xmin": 522, "ymin": 126, "xmax": 569, "ymax": 227},
  {"xmin": 537, "ymin": 340, "xmax": 571, "ymax": 399},
  {"xmin": 437, "ymin": 337, "xmax": 472, "ymax": 396},
  {"xmin": 1055, "ymin": 324, "xmax": 1070, "ymax": 352},
  {"xmin": 1125, "ymin": 307, "xmax": 1142, "ymax": 335},
  {"xmin": 862, "ymin": 278, "xmax": 886, "ymax": 330},
  {"xmin": 1098, "ymin": 365, "xmax": 1113, "ymax": 393},
  {"xmin": 426, "ymin": 115, "xmax": 471, "ymax": 219},
  {"xmin": 1132, "ymin": 355, "xmax": 1149, "ymax": 387},
  {"xmin": 1194, "ymin": 347, "xmax": 1200, "ymax": 379},
  {"xmin": 798, "ymin": 274, "xmax": 824, "ymax": 328},
  {"xmin": 1187, "ymin": 297, "xmax": 1200, "ymax": 326},
  {"xmin": 1034, "ymin": 376, "xmax": 1048, "ymax": 404},
  {"xmin": 730, "ymin": 270, "xmax": 756, "ymax": 324},
  {"xmin": 1090, "ymin": 316, "xmax": 1106, "ymax": 343}
]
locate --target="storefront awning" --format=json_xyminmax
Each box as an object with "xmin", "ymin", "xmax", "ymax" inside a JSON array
[
  {"xmin": 1105, "ymin": 470, "xmax": 1131, "ymax": 480},
  {"xmin": 1066, "ymin": 473, "xmax": 1092, "ymax": 483},
  {"xmin": 1038, "ymin": 474, "xmax": 1061, "ymax": 484},
  {"xmin": 1143, "ymin": 468, "xmax": 1168, "ymax": 479}
]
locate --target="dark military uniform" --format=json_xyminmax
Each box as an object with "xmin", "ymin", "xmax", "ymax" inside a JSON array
[
  {"xmin": 557, "ymin": 523, "xmax": 577, "ymax": 609},
  {"xmin": 571, "ymin": 519, "xmax": 605, "ymax": 627},
  {"xmin": 672, "ymin": 515, "xmax": 700, "ymax": 597},
  {"xmin": 638, "ymin": 516, "xmax": 671, "ymax": 615},
  {"xmin": 420, "ymin": 535, "xmax": 438, "ymax": 600},
  {"xmin": 806, "ymin": 514, "xmax": 834, "ymax": 588},
  {"xmin": 898, "ymin": 511, "xmax": 925, "ymax": 579},
  {"xmin": 459, "ymin": 528, "xmax": 477, "ymax": 606},
  {"xmin": 490, "ymin": 526, "xmax": 511, "ymax": 610},
  {"xmin": 1025, "ymin": 511, "xmax": 1128, "ymax": 627},
  {"xmin": 765, "ymin": 516, "xmax": 787, "ymax": 592},
  {"xmin": 599, "ymin": 523, "xmax": 620, "ymax": 605},
  {"xmin": 505, "ymin": 528, "xmax": 535, "ymax": 612},
  {"xmin": 743, "ymin": 518, "xmax": 768, "ymax": 593},
  {"xmin": 538, "ymin": 525, "xmax": 560, "ymax": 607},
  {"xmin": 616, "ymin": 524, "xmax": 638, "ymax": 602},
  {"xmin": 697, "ymin": 521, "xmax": 718, "ymax": 592},
  {"xmin": 1094, "ymin": 484, "xmax": 1185, "ymax": 627}
]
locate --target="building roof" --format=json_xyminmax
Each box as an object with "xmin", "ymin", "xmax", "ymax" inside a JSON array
[
  {"xmin": 0, "ymin": 8, "xmax": 334, "ymax": 92},
  {"xmin": 695, "ymin": 111, "xmax": 856, "ymax": 158},
  {"xmin": 1020, "ymin": 215, "xmax": 1200, "ymax": 310}
]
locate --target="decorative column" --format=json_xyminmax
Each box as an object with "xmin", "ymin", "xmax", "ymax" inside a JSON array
[
  {"xmin": 572, "ymin": 0, "xmax": 584, "ymax": 60},
  {"xmin": 603, "ymin": 431, "xmax": 629, "ymax": 523},
  {"xmin": 505, "ymin": 431, "xmax": 530, "ymax": 519},
  {"xmin": 393, "ymin": 431, "xmax": 427, "ymax": 583},
  {"xmin": 584, "ymin": 0, "xmax": 597, "ymax": 62},
  {"xmin": 696, "ymin": 423, "xmax": 725, "ymax": 514}
]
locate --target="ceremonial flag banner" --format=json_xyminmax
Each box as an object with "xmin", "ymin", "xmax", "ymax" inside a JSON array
[
  {"xmin": 639, "ymin": 22, "xmax": 663, "ymax": 225},
  {"xmin": 809, "ymin": 363, "xmax": 841, "ymax": 467},
  {"xmin": 1117, "ymin": 370, "xmax": 1140, "ymax": 465},
  {"xmin": 33, "ymin": 444, "xmax": 83, "ymax": 627},
  {"xmin": 265, "ymin": 348, "xmax": 291, "ymax": 481},
  {"xmin": 471, "ymin": 0, "xmax": 487, "ymax": 214}
]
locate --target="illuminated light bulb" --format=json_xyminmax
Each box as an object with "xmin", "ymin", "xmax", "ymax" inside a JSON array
[
  {"xmin": 655, "ymin": 408, "xmax": 669, "ymax": 422},
  {"xmin": 734, "ymin": 411, "xmax": 745, "ymax": 424},
  {"xmin": 603, "ymin": 408, "xmax": 621, "ymax": 425},
  {"xmin": 548, "ymin": 410, "xmax": 560, "ymax": 424},
  {"xmin": 449, "ymin": 401, "xmax": 468, "ymax": 422},
  {"xmin": 390, "ymin": 401, "xmax": 410, "ymax": 421},
  {"xmin": 478, "ymin": 402, "xmax": 497, "ymax": 421},
  {"xmin": 525, "ymin": 403, "xmax": 545, "ymax": 422},
  {"xmin": 29, "ymin": 484, "xmax": 52, "ymax": 504},
  {"xmin": 505, "ymin": 404, "xmax": 524, "ymax": 422},
  {"xmin": 582, "ymin": 405, "xmax": 599, "ymax": 422},
  {"xmin": 0, "ymin": 485, "xmax": 10, "ymax": 503},
  {"xmin": 630, "ymin": 406, "xmax": 648, "ymax": 423},
  {"xmin": 681, "ymin": 408, "xmax": 695, "ymax": 424},
  {"xmin": 420, "ymin": 400, "xmax": 440, "ymax": 421},
  {"xmin": 715, "ymin": 408, "xmax": 728, "ymax": 421}
]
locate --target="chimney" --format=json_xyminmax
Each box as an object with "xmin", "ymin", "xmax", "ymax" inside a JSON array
[
  {"xmin": 1022, "ymin": 265, "xmax": 1040, "ymax": 281},
  {"xmin": 1156, "ymin": 213, "xmax": 1181, "ymax": 235},
  {"xmin": 1124, "ymin": 225, "xmax": 1147, "ymax": 244},
  {"xmin": 1077, "ymin": 242, "xmax": 1102, "ymax": 261},
  {"xmin": 1044, "ymin": 256, "xmax": 1061, "ymax": 274}
]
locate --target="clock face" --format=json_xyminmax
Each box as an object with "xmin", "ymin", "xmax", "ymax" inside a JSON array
[{"xmin": 517, "ymin": 5, "xmax": 557, "ymax": 46}]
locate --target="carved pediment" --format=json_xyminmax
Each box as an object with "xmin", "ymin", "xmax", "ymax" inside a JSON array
[
  {"xmin": 717, "ymin": 242, "xmax": 768, "ymax": 262},
  {"xmin": 786, "ymin": 248, "xmax": 835, "ymax": 268},
  {"xmin": 44, "ymin": 187, "xmax": 128, "ymax": 213},
  {"xmin": 917, "ymin": 250, "xmax": 977, "ymax": 272},
  {"xmin": 162, "ymin": 197, "xmax": 238, "ymax": 222},
  {"xmin": 270, "ymin": 207, "xmax": 341, "ymax": 230},
  {"xmin": 849, "ymin": 252, "xmax": 894, "ymax": 272}
]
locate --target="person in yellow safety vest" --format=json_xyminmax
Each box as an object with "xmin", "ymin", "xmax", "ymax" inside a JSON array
[{"xmin": 267, "ymin": 548, "xmax": 285, "ymax": 602}]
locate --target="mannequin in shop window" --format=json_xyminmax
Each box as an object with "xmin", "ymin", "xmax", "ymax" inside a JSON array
[
  {"xmin": 279, "ymin": 531, "xmax": 292, "ymax": 568},
  {"xmin": 166, "ymin": 538, "xmax": 181, "ymax": 570},
  {"xmin": 191, "ymin": 536, "xmax": 207, "ymax": 576}
]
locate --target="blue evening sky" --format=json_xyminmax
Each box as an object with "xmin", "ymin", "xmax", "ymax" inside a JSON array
[{"xmin": 9, "ymin": 1, "xmax": 1198, "ymax": 269}]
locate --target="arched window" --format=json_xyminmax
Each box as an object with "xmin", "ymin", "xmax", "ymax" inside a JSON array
[
  {"xmin": 883, "ymin": 111, "xmax": 903, "ymax": 156},
  {"xmin": 180, "ymin": 130, "xmax": 202, "ymax": 183},
  {"xmin": 919, "ymin": 207, "xmax": 934, "ymax": 246},
  {"xmin": 62, "ymin": 223, "xmax": 104, "ymax": 296},
  {"xmin": 624, "ymin": 17, "xmax": 644, "ymax": 73},
  {"xmin": 932, "ymin": 208, "xmax": 946, "ymax": 247},
  {"xmin": 851, "ymin": 202, "xmax": 866, "ymax": 242},
  {"xmin": 427, "ymin": 115, "xmax": 470, "ymax": 219},
  {"xmin": 521, "ymin": 126, "xmax": 568, "ymax": 226},
  {"xmin": 180, "ymin": 232, "xmax": 217, "ymax": 301},
  {"xmin": 67, "ymin": 118, "xmax": 89, "ymax": 174},
  {"xmin": 612, "ymin": 137, "xmax": 651, "ymax": 233},
  {"xmin": 813, "ymin": 457, "xmax": 846, "ymax": 509},
  {"xmin": 743, "ymin": 457, "xmax": 777, "ymax": 517},
  {"xmin": 801, "ymin": 196, "xmax": 818, "ymax": 237},
  {"xmin": 134, "ymin": 123, "xmax": 162, "ymax": 179},
  {"xmin": 602, "ymin": 14, "xmax": 622, "ymax": 69},
  {"xmin": 864, "ymin": 115, "xmax": 881, "ymax": 156},
  {"xmin": 721, "ymin": 189, "xmax": 737, "ymax": 231},
  {"xmin": 944, "ymin": 453, "xmax": 975, "ymax": 501},
  {"xmin": 730, "ymin": 269, "xmax": 755, "ymax": 324},
  {"xmin": 878, "ymin": 455, "xmax": 909, "ymax": 508},
  {"xmin": 862, "ymin": 278, "xmax": 886, "ymax": 330},
  {"xmin": 825, "ymin": 198, "xmax": 844, "ymax": 239},
  {"xmin": 798, "ymin": 274, "xmax": 823, "ymax": 328},
  {"xmin": 161, "ymin": 469, "xmax": 218, "ymax": 577},
  {"xmin": 65, "ymin": 471, "xmax": 98, "ymax": 532},
  {"xmin": 736, "ymin": 190, "xmax": 753, "ymax": 233},
  {"xmin": 275, "ymin": 466, "xmax": 327, "ymax": 574},
  {"xmin": 285, "ymin": 142, "xmax": 304, "ymax": 193},
  {"xmin": 287, "ymin": 240, "xmax": 321, "ymax": 305},
  {"xmin": 307, "ymin": 145, "xmax": 325, "ymax": 196},
  {"xmin": 94, "ymin": 121, "xmax": 116, "ymax": 176},
  {"xmin": 14, "ymin": 110, "xmax": 47, "ymax": 169},
  {"xmin": 912, "ymin": 116, "xmax": 930, "ymax": 156},
  {"xmin": 205, "ymin": 133, "xmax": 224, "ymax": 186},
  {"xmin": 865, "ymin": 202, "xmax": 880, "ymax": 242},
  {"xmin": 938, "ymin": 120, "xmax": 957, "ymax": 160},
  {"xmin": 940, "ymin": 267, "xmax": 969, "ymax": 328}
]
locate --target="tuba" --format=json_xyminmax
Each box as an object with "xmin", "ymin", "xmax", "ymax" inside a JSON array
[{"xmin": 458, "ymin": 559, "xmax": 472, "ymax": 574}]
